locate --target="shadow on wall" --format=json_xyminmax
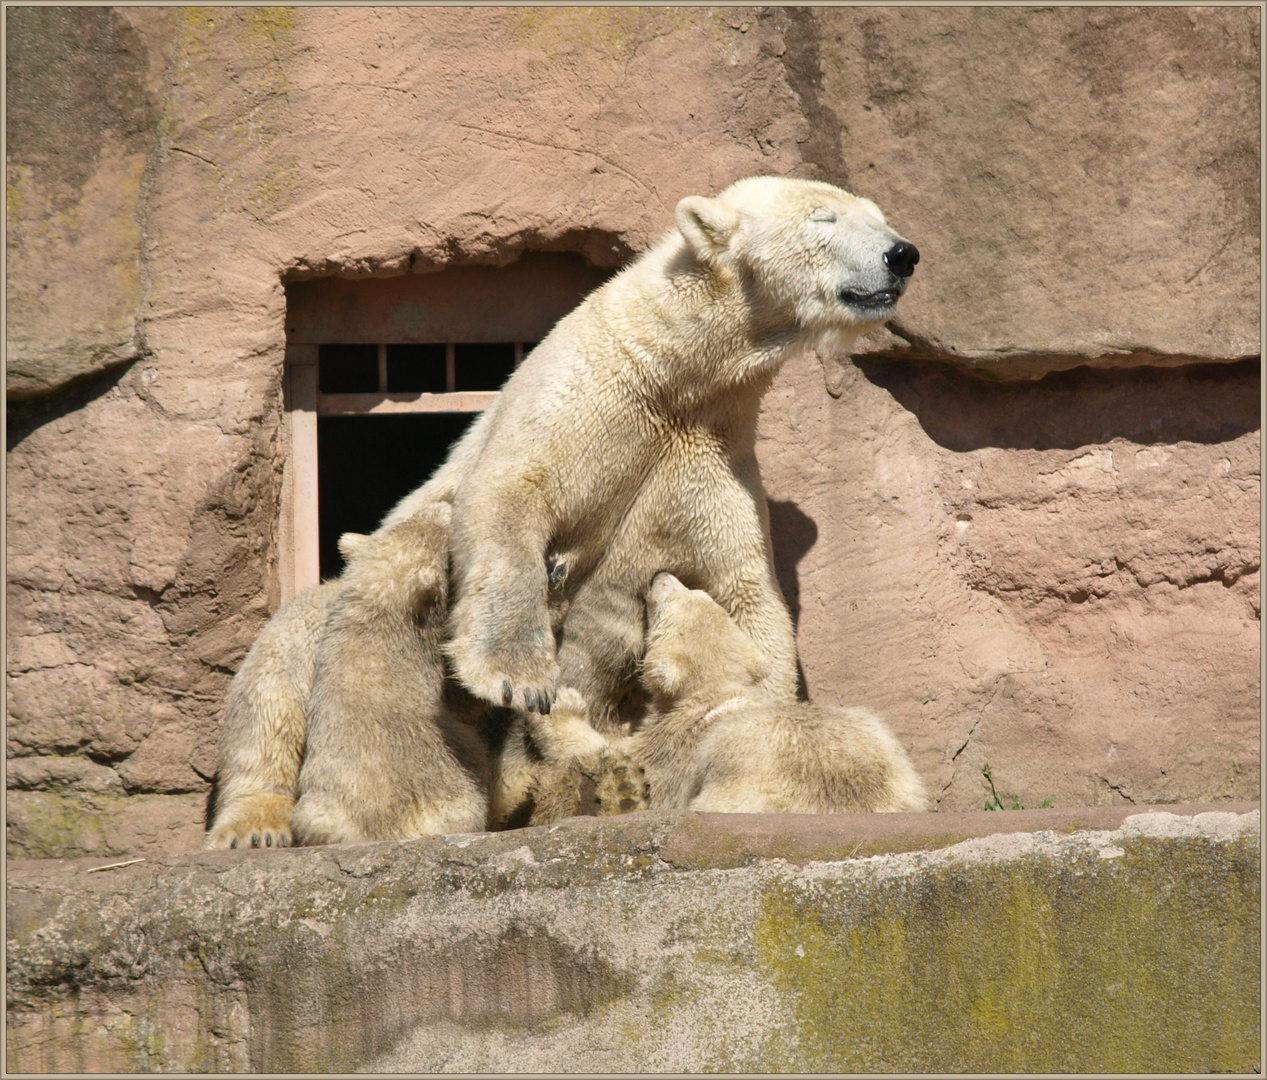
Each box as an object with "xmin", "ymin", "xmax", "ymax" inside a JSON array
[
  {"xmin": 6, "ymin": 361, "xmax": 137, "ymax": 451},
  {"xmin": 768, "ymin": 499, "xmax": 818, "ymax": 701},
  {"xmin": 854, "ymin": 357, "xmax": 1260, "ymax": 453}
]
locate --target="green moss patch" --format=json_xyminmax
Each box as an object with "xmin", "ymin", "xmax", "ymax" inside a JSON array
[{"xmin": 754, "ymin": 836, "xmax": 1260, "ymax": 1072}]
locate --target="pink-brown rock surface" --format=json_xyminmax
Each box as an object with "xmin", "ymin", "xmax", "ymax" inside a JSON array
[
  {"xmin": 5, "ymin": 8, "xmax": 172, "ymax": 399},
  {"xmin": 759, "ymin": 354, "xmax": 1259, "ymax": 812},
  {"xmin": 6, "ymin": 7, "xmax": 1259, "ymax": 857},
  {"xmin": 821, "ymin": 6, "xmax": 1261, "ymax": 375}
]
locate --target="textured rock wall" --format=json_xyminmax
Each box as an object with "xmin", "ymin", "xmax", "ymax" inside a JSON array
[
  {"xmin": 821, "ymin": 6, "xmax": 1260, "ymax": 374},
  {"xmin": 5, "ymin": 7, "xmax": 166, "ymax": 399},
  {"xmin": 6, "ymin": 807, "xmax": 1260, "ymax": 1072},
  {"xmin": 760, "ymin": 358, "xmax": 1260, "ymax": 812},
  {"xmin": 6, "ymin": 7, "xmax": 1260, "ymax": 857}
]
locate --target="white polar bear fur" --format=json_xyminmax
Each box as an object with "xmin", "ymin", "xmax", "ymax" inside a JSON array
[
  {"xmin": 206, "ymin": 506, "xmax": 495, "ymax": 848},
  {"xmin": 204, "ymin": 580, "xmax": 340, "ymax": 848},
  {"xmin": 633, "ymin": 573, "xmax": 929, "ymax": 814},
  {"xmin": 391, "ymin": 176, "xmax": 917, "ymax": 745},
  {"xmin": 288, "ymin": 504, "xmax": 495, "ymax": 844},
  {"xmin": 205, "ymin": 176, "xmax": 917, "ymax": 846}
]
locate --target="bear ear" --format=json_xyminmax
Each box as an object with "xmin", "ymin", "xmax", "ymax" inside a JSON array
[
  {"xmin": 675, "ymin": 196, "xmax": 739, "ymax": 267},
  {"xmin": 413, "ymin": 561, "xmax": 446, "ymax": 603},
  {"xmin": 643, "ymin": 650, "xmax": 689, "ymax": 699},
  {"xmin": 338, "ymin": 532, "xmax": 369, "ymax": 560},
  {"xmin": 714, "ymin": 617, "xmax": 770, "ymax": 688}
]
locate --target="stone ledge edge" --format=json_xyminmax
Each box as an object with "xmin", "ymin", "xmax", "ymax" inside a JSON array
[{"xmin": 6, "ymin": 801, "xmax": 1258, "ymax": 883}]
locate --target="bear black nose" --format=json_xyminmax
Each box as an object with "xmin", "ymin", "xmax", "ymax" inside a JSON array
[{"xmin": 883, "ymin": 241, "xmax": 920, "ymax": 279}]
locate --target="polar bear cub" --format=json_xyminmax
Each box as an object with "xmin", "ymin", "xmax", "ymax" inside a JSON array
[
  {"xmin": 632, "ymin": 573, "xmax": 928, "ymax": 814},
  {"xmin": 205, "ymin": 503, "xmax": 492, "ymax": 848},
  {"xmin": 204, "ymin": 580, "xmax": 340, "ymax": 849},
  {"xmin": 289, "ymin": 504, "xmax": 493, "ymax": 844}
]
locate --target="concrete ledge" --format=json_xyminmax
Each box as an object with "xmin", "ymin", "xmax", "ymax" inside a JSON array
[{"xmin": 6, "ymin": 803, "xmax": 1260, "ymax": 1072}]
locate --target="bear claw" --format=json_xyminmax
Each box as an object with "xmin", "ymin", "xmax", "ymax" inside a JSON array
[
  {"xmin": 500, "ymin": 680, "xmax": 559, "ymax": 713},
  {"xmin": 212, "ymin": 823, "xmax": 293, "ymax": 850},
  {"xmin": 204, "ymin": 795, "xmax": 295, "ymax": 851},
  {"xmin": 513, "ymin": 685, "xmax": 553, "ymax": 714}
]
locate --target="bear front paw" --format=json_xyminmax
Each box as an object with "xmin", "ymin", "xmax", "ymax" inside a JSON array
[
  {"xmin": 525, "ymin": 746, "xmax": 650, "ymax": 826},
  {"xmin": 204, "ymin": 794, "xmax": 295, "ymax": 850},
  {"xmin": 447, "ymin": 633, "xmax": 560, "ymax": 714}
]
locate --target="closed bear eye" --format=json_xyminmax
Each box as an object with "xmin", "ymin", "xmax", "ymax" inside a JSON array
[{"xmin": 809, "ymin": 209, "xmax": 837, "ymax": 223}]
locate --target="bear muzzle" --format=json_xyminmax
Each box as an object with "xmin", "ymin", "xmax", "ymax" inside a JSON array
[
  {"xmin": 646, "ymin": 571, "xmax": 688, "ymax": 620},
  {"xmin": 837, "ymin": 285, "xmax": 903, "ymax": 312},
  {"xmin": 838, "ymin": 241, "xmax": 918, "ymax": 313}
]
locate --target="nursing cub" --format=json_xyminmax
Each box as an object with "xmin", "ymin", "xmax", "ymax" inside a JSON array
[{"xmin": 631, "ymin": 573, "xmax": 928, "ymax": 814}]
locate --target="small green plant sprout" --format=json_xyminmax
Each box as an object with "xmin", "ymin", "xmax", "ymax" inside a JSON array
[
  {"xmin": 981, "ymin": 763, "xmax": 1053, "ymax": 811},
  {"xmin": 982, "ymin": 763, "xmax": 1005, "ymax": 811}
]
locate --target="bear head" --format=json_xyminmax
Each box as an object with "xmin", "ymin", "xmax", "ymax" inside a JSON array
[
  {"xmin": 675, "ymin": 176, "xmax": 918, "ymax": 356},
  {"xmin": 335, "ymin": 501, "xmax": 451, "ymax": 617},
  {"xmin": 641, "ymin": 571, "xmax": 770, "ymax": 703}
]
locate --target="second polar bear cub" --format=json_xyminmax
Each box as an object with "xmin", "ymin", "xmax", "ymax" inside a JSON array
[
  {"xmin": 633, "ymin": 573, "xmax": 928, "ymax": 813},
  {"xmin": 289, "ymin": 504, "xmax": 493, "ymax": 844}
]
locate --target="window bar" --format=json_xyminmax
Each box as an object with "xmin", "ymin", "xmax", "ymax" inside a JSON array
[
  {"xmin": 377, "ymin": 343, "xmax": 388, "ymax": 393},
  {"xmin": 445, "ymin": 343, "xmax": 456, "ymax": 393}
]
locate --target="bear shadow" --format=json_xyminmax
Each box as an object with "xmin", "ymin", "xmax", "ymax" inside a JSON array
[{"xmin": 768, "ymin": 499, "xmax": 817, "ymax": 702}]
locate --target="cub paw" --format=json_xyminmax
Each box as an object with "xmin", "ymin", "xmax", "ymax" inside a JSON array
[
  {"xmin": 583, "ymin": 749, "xmax": 651, "ymax": 816},
  {"xmin": 528, "ymin": 746, "xmax": 651, "ymax": 826},
  {"xmin": 204, "ymin": 794, "xmax": 295, "ymax": 850},
  {"xmin": 527, "ymin": 687, "xmax": 609, "ymax": 762}
]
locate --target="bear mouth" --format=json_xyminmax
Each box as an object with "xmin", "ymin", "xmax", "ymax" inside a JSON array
[{"xmin": 838, "ymin": 287, "xmax": 901, "ymax": 312}]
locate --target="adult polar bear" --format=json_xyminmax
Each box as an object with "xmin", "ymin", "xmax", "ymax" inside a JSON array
[
  {"xmin": 419, "ymin": 175, "xmax": 919, "ymax": 735},
  {"xmin": 206, "ymin": 176, "xmax": 918, "ymax": 846}
]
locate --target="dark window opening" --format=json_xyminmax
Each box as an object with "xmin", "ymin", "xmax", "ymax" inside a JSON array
[
  {"xmin": 318, "ymin": 341, "xmax": 541, "ymax": 396},
  {"xmin": 285, "ymin": 251, "xmax": 619, "ymax": 596},
  {"xmin": 386, "ymin": 343, "xmax": 447, "ymax": 393},
  {"xmin": 317, "ymin": 413, "xmax": 477, "ymax": 578},
  {"xmin": 318, "ymin": 344, "xmax": 379, "ymax": 393},
  {"xmin": 454, "ymin": 342, "xmax": 518, "ymax": 391}
]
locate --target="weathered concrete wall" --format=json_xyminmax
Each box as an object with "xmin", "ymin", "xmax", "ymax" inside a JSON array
[
  {"xmin": 5, "ymin": 7, "xmax": 1260, "ymax": 856},
  {"xmin": 6, "ymin": 805, "xmax": 1260, "ymax": 1073}
]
